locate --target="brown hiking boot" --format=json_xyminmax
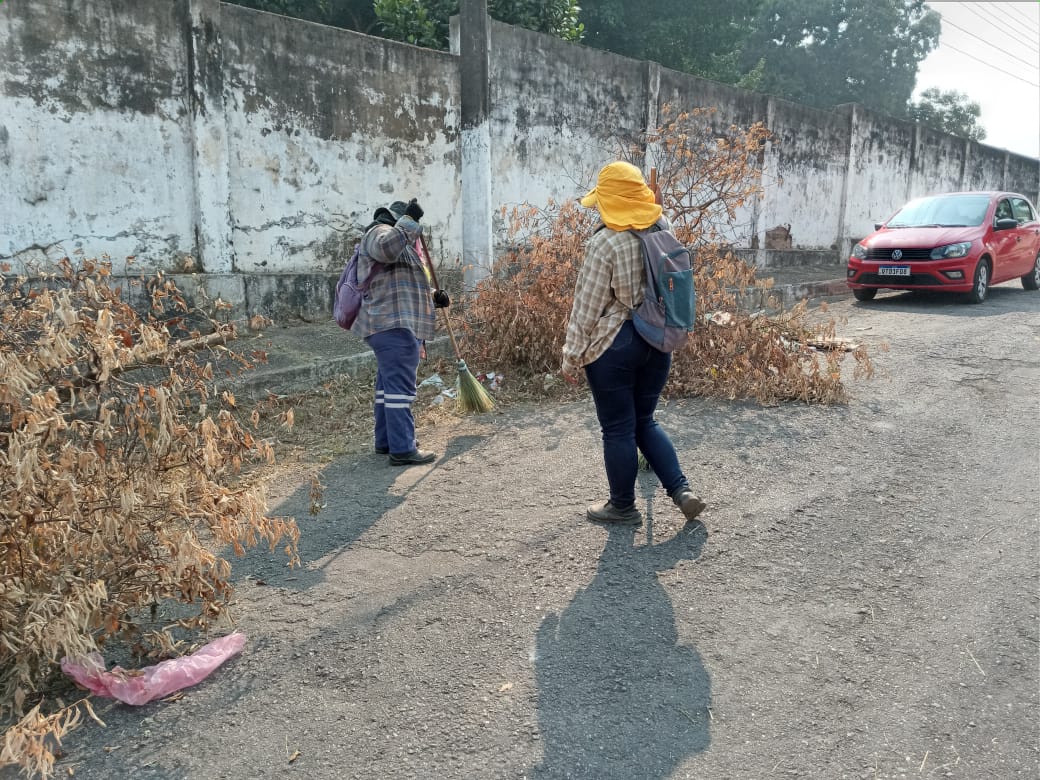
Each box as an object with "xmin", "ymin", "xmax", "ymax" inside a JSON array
[
  {"xmin": 586, "ymin": 500, "xmax": 643, "ymax": 526},
  {"xmin": 673, "ymin": 489, "xmax": 707, "ymax": 522}
]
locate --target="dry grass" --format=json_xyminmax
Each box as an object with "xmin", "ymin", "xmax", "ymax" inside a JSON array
[
  {"xmin": 1, "ymin": 260, "xmax": 298, "ymax": 778},
  {"xmin": 459, "ymin": 105, "xmax": 873, "ymax": 405}
]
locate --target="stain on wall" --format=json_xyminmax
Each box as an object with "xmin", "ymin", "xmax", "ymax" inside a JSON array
[
  {"xmin": 1, "ymin": 0, "xmax": 1036, "ymax": 279},
  {"xmin": 220, "ymin": 4, "xmax": 461, "ymax": 273},
  {"xmin": 0, "ymin": 0, "xmax": 196, "ymax": 273}
]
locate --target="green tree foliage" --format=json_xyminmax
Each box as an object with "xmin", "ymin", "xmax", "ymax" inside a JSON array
[
  {"xmin": 224, "ymin": 0, "xmax": 382, "ymax": 35},
  {"xmin": 579, "ymin": 0, "xmax": 765, "ymax": 84},
  {"xmin": 907, "ymin": 87, "xmax": 987, "ymax": 142},
  {"xmin": 227, "ymin": 0, "xmax": 583, "ymax": 50},
  {"xmin": 374, "ymin": 0, "xmax": 583, "ymax": 50},
  {"xmin": 373, "ymin": 0, "xmax": 445, "ymax": 47},
  {"xmin": 738, "ymin": 0, "xmax": 940, "ymax": 116}
]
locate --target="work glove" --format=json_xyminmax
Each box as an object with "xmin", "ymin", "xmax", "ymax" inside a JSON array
[
  {"xmin": 404, "ymin": 198, "xmax": 424, "ymax": 222},
  {"xmin": 432, "ymin": 289, "xmax": 450, "ymax": 309}
]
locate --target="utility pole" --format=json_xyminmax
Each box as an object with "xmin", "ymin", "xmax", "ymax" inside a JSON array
[{"xmin": 459, "ymin": 0, "xmax": 493, "ymax": 287}]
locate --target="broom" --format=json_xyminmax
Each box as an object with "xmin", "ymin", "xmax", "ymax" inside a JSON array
[
  {"xmin": 638, "ymin": 166, "xmax": 659, "ymax": 472},
  {"xmin": 419, "ymin": 231, "xmax": 495, "ymax": 413}
]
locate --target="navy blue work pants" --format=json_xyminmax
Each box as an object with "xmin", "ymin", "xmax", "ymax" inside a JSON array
[{"xmin": 365, "ymin": 328, "xmax": 421, "ymax": 456}]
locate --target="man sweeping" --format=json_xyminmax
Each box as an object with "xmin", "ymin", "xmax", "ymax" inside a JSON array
[{"xmin": 351, "ymin": 198, "xmax": 450, "ymax": 466}]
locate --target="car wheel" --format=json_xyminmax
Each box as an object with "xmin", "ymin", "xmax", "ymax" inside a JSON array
[
  {"xmin": 853, "ymin": 288, "xmax": 877, "ymax": 302},
  {"xmin": 1022, "ymin": 252, "xmax": 1040, "ymax": 291},
  {"xmin": 966, "ymin": 259, "xmax": 989, "ymax": 304}
]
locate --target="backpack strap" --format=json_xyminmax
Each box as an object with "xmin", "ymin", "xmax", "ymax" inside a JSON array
[
  {"xmin": 356, "ymin": 228, "xmax": 386, "ymax": 287},
  {"xmin": 627, "ymin": 217, "xmax": 668, "ymax": 238}
]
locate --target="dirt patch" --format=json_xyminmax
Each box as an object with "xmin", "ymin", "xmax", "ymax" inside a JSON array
[
  {"xmin": 12, "ymin": 290, "xmax": 1038, "ymax": 780},
  {"xmin": 243, "ymin": 357, "xmax": 583, "ymax": 490}
]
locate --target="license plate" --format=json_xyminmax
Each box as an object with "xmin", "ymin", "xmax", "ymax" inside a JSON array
[{"xmin": 878, "ymin": 265, "xmax": 911, "ymax": 276}]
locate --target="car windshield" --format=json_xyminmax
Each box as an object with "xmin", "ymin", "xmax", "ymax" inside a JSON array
[{"xmin": 885, "ymin": 195, "xmax": 991, "ymax": 228}]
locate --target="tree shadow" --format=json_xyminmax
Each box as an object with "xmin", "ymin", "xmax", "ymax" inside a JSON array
[{"xmin": 531, "ymin": 504, "xmax": 710, "ymax": 779}]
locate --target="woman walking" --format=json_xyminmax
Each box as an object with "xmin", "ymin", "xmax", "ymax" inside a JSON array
[{"xmin": 561, "ymin": 161, "xmax": 706, "ymax": 525}]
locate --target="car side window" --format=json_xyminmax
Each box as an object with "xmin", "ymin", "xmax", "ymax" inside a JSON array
[
  {"xmin": 1010, "ymin": 198, "xmax": 1035, "ymax": 224},
  {"xmin": 995, "ymin": 199, "xmax": 1014, "ymax": 222}
]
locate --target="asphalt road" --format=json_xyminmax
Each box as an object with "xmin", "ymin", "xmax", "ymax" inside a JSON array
[{"xmin": 37, "ymin": 281, "xmax": 1040, "ymax": 780}]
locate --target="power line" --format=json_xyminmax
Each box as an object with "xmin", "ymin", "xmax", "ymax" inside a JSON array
[
  {"xmin": 964, "ymin": 2, "xmax": 1040, "ymax": 40},
  {"xmin": 960, "ymin": 1, "xmax": 1035, "ymax": 44},
  {"xmin": 1000, "ymin": 1, "xmax": 1040, "ymax": 30},
  {"xmin": 983, "ymin": 0, "xmax": 1040, "ymax": 34},
  {"xmin": 960, "ymin": 12, "xmax": 1035, "ymax": 52},
  {"xmin": 939, "ymin": 40, "xmax": 1040, "ymax": 87},
  {"xmin": 960, "ymin": 3, "xmax": 1039, "ymax": 49},
  {"xmin": 942, "ymin": 18, "xmax": 1038, "ymax": 69}
]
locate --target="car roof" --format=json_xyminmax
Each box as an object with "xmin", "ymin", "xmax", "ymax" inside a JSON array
[{"xmin": 925, "ymin": 191, "xmax": 1026, "ymax": 199}]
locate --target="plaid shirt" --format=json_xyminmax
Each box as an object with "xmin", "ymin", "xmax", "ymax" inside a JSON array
[
  {"xmin": 562, "ymin": 222, "xmax": 660, "ymax": 374},
  {"xmin": 351, "ymin": 216, "xmax": 436, "ymax": 341}
]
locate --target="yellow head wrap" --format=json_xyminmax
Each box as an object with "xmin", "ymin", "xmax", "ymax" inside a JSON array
[{"xmin": 579, "ymin": 161, "xmax": 662, "ymax": 231}]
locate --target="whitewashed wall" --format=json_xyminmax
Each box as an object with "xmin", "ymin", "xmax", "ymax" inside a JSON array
[
  {"xmin": 1, "ymin": 0, "xmax": 1037, "ymax": 305},
  {"xmin": 220, "ymin": 4, "xmax": 461, "ymax": 274},
  {"xmin": 0, "ymin": 0, "xmax": 198, "ymax": 276}
]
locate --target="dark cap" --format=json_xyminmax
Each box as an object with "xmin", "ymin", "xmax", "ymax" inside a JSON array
[{"xmin": 372, "ymin": 200, "xmax": 409, "ymax": 224}]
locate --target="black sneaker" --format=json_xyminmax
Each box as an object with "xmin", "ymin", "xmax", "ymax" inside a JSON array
[
  {"xmin": 586, "ymin": 500, "xmax": 642, "ymax": 526},
  {"xmin": 388, "ymin": 449, "xmax": 437, "ymax": 466}
]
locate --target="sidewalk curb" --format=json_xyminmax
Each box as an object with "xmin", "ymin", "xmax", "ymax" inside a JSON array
[
  {"xmin": 228, "ymin": 279, "xmax": 849, "ymax": 398},
  {"xmin": 227, "ymin": 334, "xmax": 453, "ymax": 399}
]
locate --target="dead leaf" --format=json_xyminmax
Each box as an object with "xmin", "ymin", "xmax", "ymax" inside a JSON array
[
  {"xmin": 498, "ymin": 682, "xmax": 514, "ymax": 693},
  {"xmin": 805, "ymin": 337, "xmax": 859, "ymax": 351}
]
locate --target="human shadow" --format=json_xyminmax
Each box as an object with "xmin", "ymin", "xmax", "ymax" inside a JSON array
[
  {"xmin": 229, "ymin": 433, "xmax": 487, "ymax": 590},
  {"xmin": 531, "ymin": 517, "xmax": 710, "ymax": 779}
]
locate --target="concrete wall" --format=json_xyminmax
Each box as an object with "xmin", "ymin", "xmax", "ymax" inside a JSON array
[
  {"xmin": 485, "ymin": 21, "xmax": 646, "ymax": 225},
  {"xmin": 0, "ymin": 0, "xmax": 462, "ymax": 282},
  {"xmin": 0, "ymin": 0, "xmax": 197, "ymax": 275},
  {"xmin": 2, "ymin": 0, "xmax": 1038, "ymax": 314},
  {"xmin": 760, "ymin": 99, "xmax": 851, "ymax": 250},
  {"xmin": 220, "ymin": 4, "xmax": 460, "ymax": 274}
]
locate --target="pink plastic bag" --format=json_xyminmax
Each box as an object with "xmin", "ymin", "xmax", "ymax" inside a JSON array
[{"xmin": 61, "ymin": 632, "xmax": 246, "ymax": 706}]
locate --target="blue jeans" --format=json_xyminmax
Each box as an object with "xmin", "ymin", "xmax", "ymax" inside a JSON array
[
  {"xmin": 584, "ymin": 320, "xmax": 689, "ymax": 509},
  {"xmin": 365, "ymin": 328, "xmax": 421, "ymax": 456}
]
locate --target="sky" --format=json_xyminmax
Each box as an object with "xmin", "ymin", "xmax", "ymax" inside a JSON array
[{"xmin": 913, "ymin": 1, "xmax": 1040, "ymax": 159}]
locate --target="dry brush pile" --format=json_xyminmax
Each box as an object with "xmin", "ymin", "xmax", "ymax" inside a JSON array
[
  {"xmin": 463, "ymin": 106, "xmax": 874, "ymax": 404},
  {"xmin": 0, "ymin": 259, "xmax": 299, "ymax": 777}
]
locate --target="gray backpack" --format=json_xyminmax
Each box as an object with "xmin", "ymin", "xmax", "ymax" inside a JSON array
[{"xmin": 628, "ymin": 221, "xmax": 696, "ymax": 352}]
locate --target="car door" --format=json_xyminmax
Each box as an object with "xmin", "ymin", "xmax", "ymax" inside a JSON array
[
  {"xmin": 1009, "ymin": 197, "xmax": 1040, "ymax": 276},
  {"xmin": 987, "ymin": 198, "xmax": 1021, "ymax": 282}
]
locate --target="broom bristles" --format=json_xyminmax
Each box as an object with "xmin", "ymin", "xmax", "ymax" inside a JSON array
[{"xmin": 455, "ymin": 360, "xmax": 495, "ymax": 413}]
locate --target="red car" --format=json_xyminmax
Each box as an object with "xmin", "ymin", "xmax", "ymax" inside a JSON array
[{"xmin": 846, "ymin": 191, "xmax": 1040, "ymax": 303}]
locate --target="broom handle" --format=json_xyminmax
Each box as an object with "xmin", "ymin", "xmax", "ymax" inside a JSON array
[
  {"xmin": 649, "ymin": 166, "xmax": 661, "ymax": 205},
  {"xmin": 418, "ymin": 231, "xmax": 464, "ymax": 362}
]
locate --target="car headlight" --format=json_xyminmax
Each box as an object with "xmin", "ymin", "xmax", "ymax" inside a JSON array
[
  {"xmin": 930, "ymin": 241, "xmax": 972, "ymax": 260},
  {"xmin": 851, "ymin": 244, "xmax": 868, "ymax": 260}
]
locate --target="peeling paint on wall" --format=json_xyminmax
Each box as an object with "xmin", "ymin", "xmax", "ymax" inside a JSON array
[{"xmin": 1, "ymin": 0, "xmax": 1036, "ymax": 280}]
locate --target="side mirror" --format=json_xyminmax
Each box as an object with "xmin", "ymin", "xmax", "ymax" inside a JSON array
[
  {"xmin": 995, "ymin": 218, "xmax": 1019, "ymax": 231},
  {"xmin": 874, "ymin": 223, "xmax": 884, "ymax": 231}
]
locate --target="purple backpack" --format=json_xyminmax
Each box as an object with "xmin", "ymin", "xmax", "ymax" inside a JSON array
[{"xmin": 333, "ymin": 245, "xmax": 382, "ymax": 330}]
